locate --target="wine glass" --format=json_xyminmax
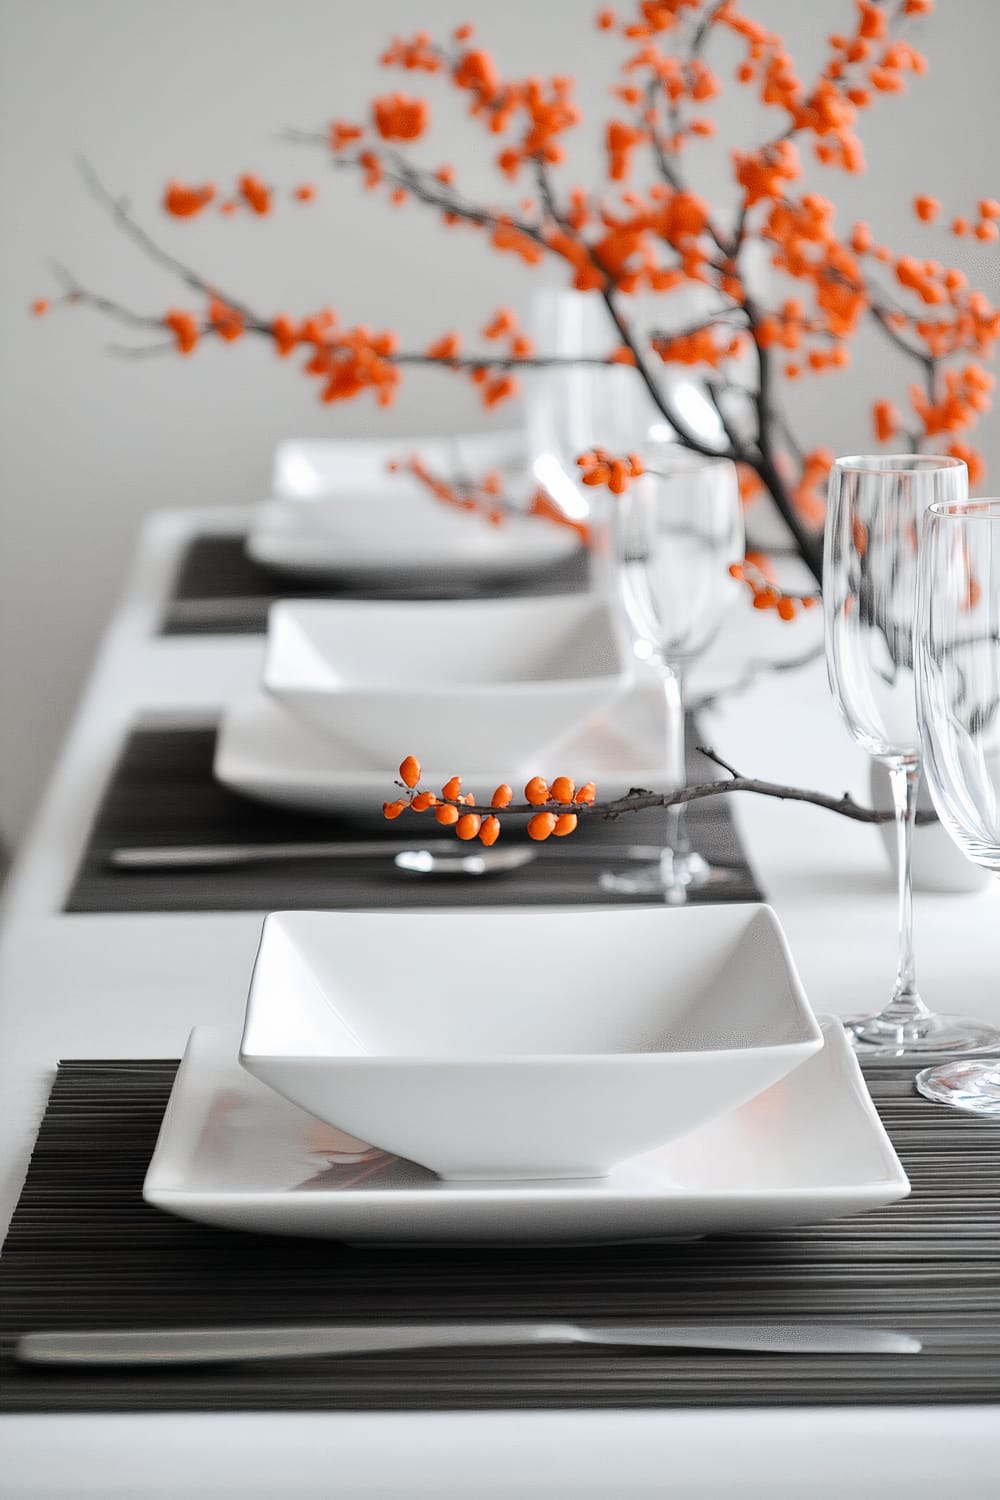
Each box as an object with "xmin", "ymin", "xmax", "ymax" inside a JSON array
[
  {"xmin": 525, "ymin": 288, "xmax": 727, "ymax": 535},
  {"xmin": 824, "ymin": 453, "xmax": 998, "ymax": 1055},
  {"xmin": 600, "ymin": 444, "xmax": 744, "ymax": 901},
  {"xmin": 914, "ymin": 498, "xmax": 1000, "ymax": 1110}
]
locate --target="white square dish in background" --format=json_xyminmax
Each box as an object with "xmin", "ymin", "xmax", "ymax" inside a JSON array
[
  {"xmin": 248, "ymin": 431, "xmax": 584, "ymax": 581},
  {"xmin": 261, "ymin": 595, "xmax": 633, "ymax": 769},
  {"xmin": 238, "ymin": 906, "xmax": 823, "ymax": 1181},
  {"xmin": 272, "ymin": 432, "xmax": 528, "ymax": 503}
]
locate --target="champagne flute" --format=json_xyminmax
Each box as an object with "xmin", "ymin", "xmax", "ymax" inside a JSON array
[
  {"xmin": 914, "ymin": 499, "xmax": 1000, "ymax": 1109},
  {"xmin": 824, "ymin": 454, "xmax": 997, "ymax": 1055},
  {"xmin": 601, "ymin": 445, "xmax": 744, "ymax": 902}
]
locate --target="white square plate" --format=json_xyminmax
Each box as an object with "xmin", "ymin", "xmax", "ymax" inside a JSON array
[
  {"xmin": 214, "ymin": 675, "xmax": 670, "ymax": 821},
  {"xmin": 144, "ymin": 1019, "xmax": 909, "ymax": 1244}
]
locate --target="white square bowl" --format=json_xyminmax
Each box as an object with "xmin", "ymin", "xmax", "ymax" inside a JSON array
[
  {"xmin": 239, "ymin": 907, "xmax": 823, "ymax": 1182},
  {"xmin": 261, "ymin": 596, "xmax": 632, "ymax": 768}
]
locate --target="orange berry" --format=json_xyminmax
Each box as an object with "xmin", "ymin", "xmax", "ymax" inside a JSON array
[
  {"xmin": 975, "ymin": 221, "xmax": 999, "ymax": 242},
  {"xmin": 980, "ymin": 198, "xmax": 1000, "ymax": 220},
  {"xmin": 776, "ymin": 597, "xmax": 796, "ymax": 621},
  {"xmin": 525, "ymin": 776, "xmax": 551, "ymax": 806},
  {"xmin": 952, "ymin": 217, "xmax": 970, "ymax": 237},
  {"xmin": 435, "ymin": 803, "xmax": 459, "ymax": 825},
  {"xmin": 399, "ymin": 755, "xmax": 421, "ymax": 789},
  {"xmin": 163, "ymin": 180, "xmax": 216, "ymax": 218},
  {"xmin": 527, "ymin": 811, "xmax": 557, "ymax": 841},
  {"xmin": 237, "ymin": 172, "xmax": 271, "ymax": 215},
  {"xmin": 456, "ymin": 813, "xmax": 482, "ymax": 841},
  {"xmin": 914, "ymin": 195, "xmax": 939, "ymax": 224},
  {"xmin": 31, "ymin": 298, "xmax": 50, "ymax": 316},
  {"xmin": 383, "ymin": 800, "xmax": 406, "ymax": 819},
  {"xmin": 442, "ymin": 775, "xmax": 462, "ymax": 800},
  {"xmin": 553, "ymin": 813, "xmax": 578, "ymax": 836},
  {"xmin": 479, "ymin": 814, "xmax": 501, "ymax": 846},
  {"xmin": 293, "ymin": 184, "xmax": 317, "ymax": 202},
  {"xmin": 491, "ymin": 783, "xmax": 513, "ymax": 808},
  {"xmin": 164, "ymin": 309, "xmax": 200, "ymax": 355},
  {"xmin": 461, "ymin": 793, "xmax": 476, "ymax": 806},
  {"xmin": 551, "ymin": 775, "xmax": 576, "ymax": 803},
  {"xmin": 410, "ymin": 790, "xmax": 436, "ymax": 811},
  {"xmin": 574, "ymin": 782, "xmax": 597, "ymax": 805}
]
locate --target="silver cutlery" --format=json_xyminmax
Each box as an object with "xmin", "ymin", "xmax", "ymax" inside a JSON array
[
  {"xmin": 16, "ymin": 1321, "xmax": 920, "ymax": 1365},
  {"xmin": 109, "ymin": 840, "xmax": 671, "ymax": 873}
]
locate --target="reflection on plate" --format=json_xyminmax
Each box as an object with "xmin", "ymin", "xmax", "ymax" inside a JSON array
[
  {"xmin": 144, "ymin": 1019, "xmax": 909, "ymax": 1244},
  {"xmin": 214, "ymin": 677, "xmax": 670, "ymax": 820}
]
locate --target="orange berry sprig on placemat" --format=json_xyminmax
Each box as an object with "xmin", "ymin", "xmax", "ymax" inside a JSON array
[
  {"xmin": 384, "ymin": 760, "xmax": 597, "ymax": 845},
  {"xmin": 384, "ymin": 755, "xmax": 937, "ymax": 838}
]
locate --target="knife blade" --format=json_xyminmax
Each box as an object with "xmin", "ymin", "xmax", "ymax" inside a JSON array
[
  {"xmin": 108, "ymin": 840, "xmax": 670, "ymax": 870},
  {"xmin": 16, "ymin": 1321, "xmax": 920, "ymax": 1365}
]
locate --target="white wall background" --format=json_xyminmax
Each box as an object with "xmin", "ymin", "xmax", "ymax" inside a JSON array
[{"xmin": 1, "ymin": 0, "xmax": 998, "ymax": 847}]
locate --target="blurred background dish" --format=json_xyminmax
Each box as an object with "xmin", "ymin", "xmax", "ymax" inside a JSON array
[
  {"xmin": 260, "ymin": 595, "xmax": 633, "ymax": 770},
  {"xmin": 250, "ymin": 430, "xmax": 583, "ymax": 581}
]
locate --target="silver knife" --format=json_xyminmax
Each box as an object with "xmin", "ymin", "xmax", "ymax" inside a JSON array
[
  {"xmin": 109, "ymin": 841, "xmax": 670, "ymax": 870},
  {"xmin": 16, "ymin": 1322, "xmax": 920, "ymax": 1365}
]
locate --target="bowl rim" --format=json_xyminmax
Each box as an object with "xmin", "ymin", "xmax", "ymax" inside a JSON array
[
  {"xmin": 240, "ymin": 906, "xmax": 824, "ymax": 1067},
  {"xmin": 262, "ymin": 596, "xmax": 632, "ymax": 698}
]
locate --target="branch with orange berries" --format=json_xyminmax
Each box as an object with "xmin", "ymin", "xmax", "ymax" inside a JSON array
[
  {"xmin": 384, "ymin": 749, "xmax": 934, "ymax": 842},
  {"xmin": 389, "ymin": 453, "xmax": 592, "ymax": 544},
  {"xmin": 32, "ymin": 2, "xmax": 1000, "ymax": 591}
]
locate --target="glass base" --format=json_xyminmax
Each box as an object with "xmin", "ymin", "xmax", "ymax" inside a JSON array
[
  {"xmin": 598, "ymin": 853, "xmax": 747, "ymax": 907},
  {"xmin": 845, "ymin": 1012, "xmax": 1000, "ymax": 1059},
  {"xmin": 915, "ymin": 1060, "xmax": 1000, "ymax": 1115}
]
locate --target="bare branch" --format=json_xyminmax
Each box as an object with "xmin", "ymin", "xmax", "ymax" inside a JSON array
[{"xmin": 76, "ymin": 158, "xmax": 256, "ymax": 318}]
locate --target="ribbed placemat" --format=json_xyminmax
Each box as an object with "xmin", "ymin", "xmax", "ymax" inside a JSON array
[
  {"xmin": 162, "ymin": 535, "xmax": 591, "ymax": 635},
  {"xmin": 64, "ymin": 727, "xmax": 763, "ymax": 913},
  {"xmin": 1, "ymin": 1059, "xmax": 997, "ymax": 1412}
]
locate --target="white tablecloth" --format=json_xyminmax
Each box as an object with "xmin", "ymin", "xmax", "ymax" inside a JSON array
[{"xmin": 2, "ymin": 509, "xmax": 998, "ymax": 1498}]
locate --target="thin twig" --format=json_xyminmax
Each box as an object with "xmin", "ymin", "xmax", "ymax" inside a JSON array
[
  {"xmin": 76, "ymin": 158, "xmax": 255, "ymax": 316},
  {"xmin": 689, "ymin": 641, "xmax": 826, "ymax": 711}
]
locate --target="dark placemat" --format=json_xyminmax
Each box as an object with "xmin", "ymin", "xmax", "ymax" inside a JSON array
[
  {"xmin": 64, "ymin": 726, "xmax": 763, "ymax": 914},
  {"xmin": 162, "ymin": 535, "xmax": 591, "ymax": 635},
  {"xmin": 1, "ymin": 1059, "xmax": 998, "ymax": 1412}
]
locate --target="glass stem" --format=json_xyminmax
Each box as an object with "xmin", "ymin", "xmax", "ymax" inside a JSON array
[
  {"xmin": 663, "ymin": 663, "xmax": 689, "ymax": 857},
  {"xmin": 886, "ymin": 759, "xmax": 930, "ymax": 1025}
]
